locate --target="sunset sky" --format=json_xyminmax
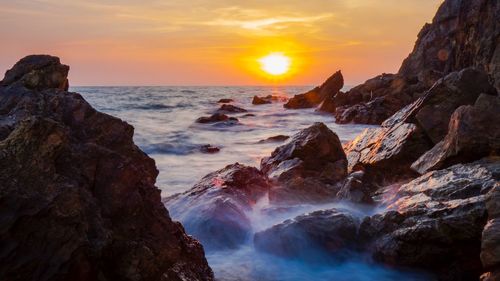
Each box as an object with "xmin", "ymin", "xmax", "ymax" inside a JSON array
[{"xmin": 0, "ymin": 0, "xmax": 443, "ymax": 86}]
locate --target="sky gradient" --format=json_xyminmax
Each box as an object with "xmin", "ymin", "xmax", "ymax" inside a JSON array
[{"xmin": 0, "ymin": 0, "xmax": 443, "ymax": 86}]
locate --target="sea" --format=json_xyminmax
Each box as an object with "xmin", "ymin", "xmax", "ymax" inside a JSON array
[{"xmin": 75, "ymin": 86, "xmax": 434, "ymax": 281}]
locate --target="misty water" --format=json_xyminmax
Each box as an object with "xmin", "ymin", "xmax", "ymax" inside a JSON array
[{"xmin": 76, "ymin": 86, "xmax": 434, "ymax": 281}]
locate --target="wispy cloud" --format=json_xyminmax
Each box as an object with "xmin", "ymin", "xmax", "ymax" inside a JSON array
[{"xmin": 203, "ymin": 14, "xmax": 333, "ymax": 30}]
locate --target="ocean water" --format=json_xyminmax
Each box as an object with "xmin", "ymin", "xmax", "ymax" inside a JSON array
[{"xmin": 75, "ymin": 86, "xmax": 433, "ymax": 281}]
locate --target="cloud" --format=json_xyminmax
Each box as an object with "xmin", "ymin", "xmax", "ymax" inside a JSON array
[{"xmin": 203, "ymin": 14, "xmax": 333, "ymax": 30}]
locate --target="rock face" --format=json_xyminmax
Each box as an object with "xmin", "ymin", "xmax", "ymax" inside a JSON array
[
  {"xmin": 360, "ymin": 159, "xmax": 499, "ymax": 281},
  {"xmin": 0, "ymin": 55, "xmax": 213, "ymax": 281},
  {"xmin": 165, "ymin": 163, "xmax": 270, "ymax": 250},
  {"xmin": 481, "ymin": 184, "xmax": 500, "ymax": 279},
  {"xmin": 345, "ymin": 68, "xmax": 496, "ymax": 184},
  {"xmin": 412, "ymin": 94, "xmax": 500, "ymax": 174},
  {"xmin": 399, "ymin": 0, "xmax": 500, "ymax": 91},
  {"xmin": 284, "ymin": 71, "xmax": 343, "ymax": 109},
  {"xmin": 254, "ymin": 209, "xmax": 359, "ymax": 260},
  {"xmin": 261, "ymin": 123, "xmax": 347, "ymax": 203}
]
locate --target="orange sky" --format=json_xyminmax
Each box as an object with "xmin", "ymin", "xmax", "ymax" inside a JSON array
[{"xmin": 0, "ymin": 0, "xmax": 443, "ymax": 86}]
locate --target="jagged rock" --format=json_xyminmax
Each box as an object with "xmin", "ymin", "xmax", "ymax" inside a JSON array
[
  {"xmin": 480, "ymin": 176, "xmax": 500, "ymax": 278},
  {"xmin": 254, "ymin": 209, "xmax": 359, "ymax": 260},
  {"xmin": 284, "ymin": 71, "xmax": 343, "ymax": 109},
  {"xmin": 216, "ymin": 104, "xmax": 247, "ymax": 114},
  {"xmin": 412, "ymin": 94, "xmax": 500, "ymax": 174},
  {"xmin": 252, "ymin": 95, "xmax": 271, "ymax": 105},
  {"xmin": 217, "ymin": 98, "xmax": 233, "ymax": 103},
  {"xmin": 257, "ymin": 135, "xmax": 290, "ymax": 143},
  {"xmin": 0, "ymin": 55, "xmax": 69, "ymax": 91},
  {"xmin": 196, "ymin": 113, "xmax": 238, "ymax": 124},
  {"xmin": 399, "ymin": 0, "xmax": 500, "ymax": 91},
  {"xmin": 165, "ymin": 163, "xmax": 270, "ymax": 250},
  {"xmin": 261, "ymin": 123, "xmax": 347, "ymax": 203},
  {"xmin": 360, "ymin": 159, "xmax": 499, "ymax": 281},
  {"xmin": 0, "ymin": 55, "xmax": 213, "ymax": 281},
  {"xmin": 336, "ymin": 171, "xmax": 373, "ymax": 204}
]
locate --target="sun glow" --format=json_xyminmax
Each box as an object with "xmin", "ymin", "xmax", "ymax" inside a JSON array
[{"xmin": 258, "ymin": 53, "xmax": 291, "ymax": 76}]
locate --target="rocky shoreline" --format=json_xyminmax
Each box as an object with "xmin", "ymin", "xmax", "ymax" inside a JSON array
[{"xmin": 0, "ymin": 0, "xmax": 499, "ymax": 280}]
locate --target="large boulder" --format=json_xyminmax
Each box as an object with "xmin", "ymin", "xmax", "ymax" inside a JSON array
[
  {"xmin": 399, "ymin": 0, "xmax": 500, "ymax": 91},
  {"xmin": 284, "ymin": 71, "xmax": 343, "ymax": 109},
  {"xmin": 254, "ymin": 209, "xmax": 359, "ymax": 260},
  {"xmin": 360, "ymin": 159, "xmax": 499, "ymax": 281},
  {"xmin": 165, "ymin": 163, "xmax": 270, "ymax": 250},
  {"xmin": 412, "ymin": 94, "xmax": 500, "ymax": 174},
  {"xmin": 0, "ymin": 55, "xmax": 213, "ymax": 281},
  {"xmin": 261, "ymin": 123, "xmax": 347, "ymax": 204}
]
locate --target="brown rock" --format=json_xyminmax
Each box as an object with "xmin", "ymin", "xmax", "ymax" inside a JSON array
[
  {"xmin": 196, "ymin": 113, "xmax": 238, "ymax": 124},
  {"xmin": 252, "ymin": 95, "xmax": 272, "ymax": 105},
  {"xmin": 0, "ymin": 55, "xmax": 213, "ymax": 281},
  {"xmin": 284, "ymin": 71, "xmax": 343, "ymax": 109},
  {"xmin": 216, "ymin": 104, "xmax": 247, "ymax": 114}
]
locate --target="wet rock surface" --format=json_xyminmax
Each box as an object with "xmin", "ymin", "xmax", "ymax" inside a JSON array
[
  {"xmin": 196, "ymin": 113, "xmax": 239, "ymax": 124},
  {"xmin": 257, "ymin": 135, "xmax": 290, "ymax": 143},
  {"xmin": 215, "ymin": 104, "xmax": 247, "ymax": 114},
  {"xmin": 0, "ymin": 55, "xmax": 213, "ymax": 281},
  {"xmin": 165, "ymin": 163, "xmax": 271, "ymax": 250},
  {"xmin": 252, "ymin": 95, "xmax": 272, "ymax": 105},
  {"xmin": 261, "ymin": 122, "xmax": 347, "ymax": 204},
  {"xmin": 217, "ymin": 98, "xmax": 233, "ymax": 103},
  {"xmin": 360, "ymin": 159, "xmax": 499, "ymax": 280},
  {"xmin": 284, "ymin": 71, "xmax": 343, "ymax": 109}
]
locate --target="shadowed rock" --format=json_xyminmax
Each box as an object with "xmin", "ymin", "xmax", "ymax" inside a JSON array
[
  {"xmin": 481, "ymin": 184, "xmax": 500, "ymax": 279},
  {"xmin": 412, "ymin": 94, "xmax": 500, "ymax": 174},
  {"xmin": 165, "ymin": 163, "xmax": 270, "ymax": 250},
  {"xmin": 257, "ymin": 135, "xmax": 290, "ymax": 144},
  {"xmin": 217, "ymin": 98, "xmax": 233, "ymax": 103},
  {"xmin": 252, "ymin": 95, "xmax": 271, "ymax": 105},
  {"xmin": 261, "ymin": 122, "xmax": 347, "ymax": 204},
  {"xmin": 0, "ymin": 55, "xmax": 213, "ymax": 281},
  {"xmin": 284, "ymin": 71, "xmax": 343, "ymax": 109},
  {"xmin": 196, "ymin": 113, "xmax": 239, "ymax": 124},
  {"xmin": 216, "ymin": 104, "xmax": 247, "ymax": 114}
]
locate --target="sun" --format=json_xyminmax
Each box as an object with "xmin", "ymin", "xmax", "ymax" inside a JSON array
[{"xmin": 258, "ymin": 53, "xmax": 291, "ymax": 76}]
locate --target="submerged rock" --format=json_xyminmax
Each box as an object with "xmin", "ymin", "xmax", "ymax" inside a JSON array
[
  {"xmin": 216, "ymin": 104, "xmax": 247, "ymax": 114},
  {"xmin": 254, "ymin": 209, "xmax": 359, "ymax": 260},
  {"xmin": 284, "ymin": 71, "xmax": 343, "ymax": 109},
  {"xmin": 165, "ymin": 163, "xmax": 271, "ymax": 250},
  {"xmin": 217, "ymin": 98, "xmax": 233, "ymax": 103},
  {"xmin": 261, "ymin": 122, "xmax": 347, "ymax": 203},
  {"xmin": 412, "ymin": 94, "xmax": 500, "ymax": 174},
  {"xmin": 257, "ymin": 135, "xmax": 290, "ymax": 144},
  {"xmin": 196, "ymin": 113, "xmax": 239, "ymax": 124},
  {"xmin": 200, "ymin": 144, "xmax": 221, "ymax": 153},
  {"xmin": 0, "ymin": 55, "xmax": 213, "ymax": 281},
  {"xmin": 360, "ymin": 159, "xmax": 499, "ymax": 280}
]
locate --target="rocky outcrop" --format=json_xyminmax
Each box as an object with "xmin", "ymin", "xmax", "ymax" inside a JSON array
[
  {"xmin": 399, "ymin": 0, "xmax": 500, "ymax": 91},
  {"xmin": 165, "ymin": 163, "xmax": 271, "ymax": 250},
  {"xmin": 360, "ymin": 159, "xmax": 499, "ymax": 280},
  {"xmin": 284, "ymin": 71, "xmax": 343, "ymax": 109},
  {"xmin": 254, "ymin": 209, "xmax": 359, "ymax": 260},
  {"xmin": 0, "ymin": 55, "xmax": 213, "ymax": 281},
  {"xmin": 481, "ymin": 184, "xmax": 500, "ymax": 279},
  {"xmin": 195, "ymin": 113, "xmax": 239, "ymax": 124},
  {"xmin": 412, "ymin": 94, "xmax": 500, "ymax": 174},
  {"xmin": 252, "ymin": 95, "xmax": 271, "ymax": 105},
  {"xmin": 261, "ymin": 123, "xmax": 347, "ymax": 204},
  {"xmin": 216, "ymin": 104, "xmax": 247, "ymax": 114}
]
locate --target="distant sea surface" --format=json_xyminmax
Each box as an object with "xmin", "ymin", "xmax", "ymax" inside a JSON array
[{"xmin": 75, "ymin": 86, "xmax": 372, "ymax": 196}]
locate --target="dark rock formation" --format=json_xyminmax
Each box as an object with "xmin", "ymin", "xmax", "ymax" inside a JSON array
[
  {"xmin": 200, "ymin": 144, "xmax": 221, "ymax": 153},
  {"xmin": 216, "ymin": 104, "xmax": 247, "ymax": 114},
  {"xmin": 261, "ymin": 123, "xmax": 347, "ymax": 203},
  {"xmin": 412, "ymin": 94, "xmax": 500, "ymax": 174},
  {"xmin": 284, "ymin": 71, "xmax": 343, "ymax": 109},
  {"xmin": 165, "ymin": 163, "xmax": 270, "ymax": 250},
  {"xmin": 254, "ymin": 209, "xmax": 359, "ymax": 260},
  {"xmin": 481, "ymin": 184, "xmax": 500, "ymax": 279},
  {"xmin": 336, "ymin": 171, "xmax": 373, "ymax": 204},
  {"xmin": 257, "ymin": 135, "xmax": 290, "ymax": 144},
  {"xmin": 360, "ymin": 159, "xmax": 499, "ymax": 280},
  {"xmin": 195, "ymin": 113, "xmax": 238, "ymax": 124},
  {"xmin": 0, "ymin": 55, "xmax": 213, "ymax": 281},
  {"xmin": 252, "ymin": 95, "xmax": 271, "ymax": 105},
  {"xmin": 217, "ymin": 98, "xmax": 233, "ymax": 103}
]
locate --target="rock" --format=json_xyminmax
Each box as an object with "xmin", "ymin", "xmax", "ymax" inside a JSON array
[
  {"xmin": 196, "ymin": 113, "xmax": 238, "ymax": 124},
  {"xmin": 399, "ymin": 0, "xmax": 500, "ymax": 91},
  {"xmin": 412, "ymin": 94, "xmax": 500, "ymax": 174},
  {"xmin": 217, "ymin": 98, "xmax": 233, "ymax": 103},
  {"xmin": 241, "ymin": 113, "xmax": 256, "ymax": 117},
  {"xmin": 336, "ymin": 171, "xmax": 373, "ymax": 204},
  {"xmin": 216, "ymin": 104, "xmax": 247, "ymax": 114},
  {"xmin": 165, "ymin": 163, "xmax": 270, "ymax": 250},
  {"xmin": 257, "ymin": 135, "xmax": 290, "ymax": 143},
  {"xmin": 344, "ymin": 122, "xmax": 432, "ymax": 184},
  {"xmin": 360, "ymin": 159, "xmax": 499, "ymax": 280},
  {"xmin": 481, "ymin": 177, "xmax": 500, "ymax": 278},
  {"xmin": 252, "ymin": 95, "xmax": 271, "ymax": 105},
  {"xmin": 284, "ymin": 71, "xmax": 343, "ymax": 109},
  {"xmin": 254, "ymin": 209, "xmax": 359, "ymax": 260},
  {"xmin": 1, "ymin": 55, "xmax": 69, "ymax": 91},
  {"xmin": 200, "ymin": 144, "xmax": 220, "ymax": 153},
  {"xmin": 261, "ymin": 123, "xmax": 347, "ymax": 204},
  {"xmin": 0, "ymin": 55, "xmax": 213, "ymax": 281}
]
